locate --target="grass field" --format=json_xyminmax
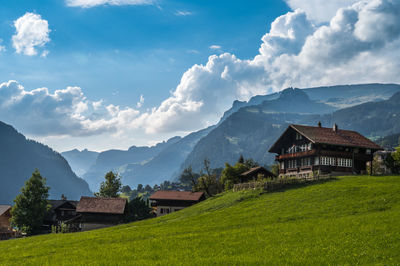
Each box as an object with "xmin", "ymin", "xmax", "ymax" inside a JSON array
[{"xmin": 1, "ymin": 175, "xmax": 400, "ymax": 265}]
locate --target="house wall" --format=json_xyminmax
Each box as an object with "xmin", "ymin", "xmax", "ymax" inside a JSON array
[
  {"xmin": 0, "ymin": 210, "xmax": 11, "ymax": 230},
  {"xmin": 80, "ymin": 222, "xmax": 114, "ymax": 231},
  {"xmin": 156, "ymin": 206, "xmax": 185, "ymax": 217}
]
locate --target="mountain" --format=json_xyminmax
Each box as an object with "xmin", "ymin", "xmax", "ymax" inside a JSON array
[
  {"xmin": 179, "ymin": 90, "xmax": 400, "ymax": 174},
  {"xmin": 376, "ymin": 133, "xmax": 400, "ymax": 150},
  {"xmin": 61, "ymin": 149, "xmax": 99, "ymax": 177},
  {"xmin": 0, "ymin": 121, "xmax": 92, "ymax": 204},
  {"xmin": 82, "ymin": 136, "xmax": 182, "ymax": 191},
  {"xmin": 219, "ymin": 83, "xmax": 400, "ymax": 123},
  {"xmin": 118, "ymin": 126, "xmax": 215, "ymax": 187}
]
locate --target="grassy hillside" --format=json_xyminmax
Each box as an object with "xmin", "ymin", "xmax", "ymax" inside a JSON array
[{"xmin": 1, "ymin": 175, "xmax": 400, "ymax": 265}]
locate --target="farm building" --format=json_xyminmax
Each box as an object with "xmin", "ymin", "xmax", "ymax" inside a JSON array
[
  {"xmin": 76, "ymin": 197, "xmax": 127, "ymax": 231},
  {"xmin": 240, "ymin": 166, "xmax": 275, "ymax": 182},
  {"xmin": 269, "ymin": 123, "xmax": 382, "ymax": 178},
  {"xmin": 43, "ymin": 199, "xmax": 79, "ymax": 232},
  {"xmin": 149, "ymin": 191, "xmax": 205, "ymax": 217},
  {"xmin": 0, "ymin": 205, "xmax": 14, "ymax": 240}
]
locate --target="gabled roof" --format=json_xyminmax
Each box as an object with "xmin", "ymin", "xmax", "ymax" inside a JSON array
[
  {"xmin": 269, "ymin": 124, "xmax": 382, "ymax": 153},
  {"xmin": 76, "ymin": 197, "xmax": 127, "ymax": 215},
  {"xmin": 149, "ymin": 191, "xmax": 204, "ymax": 201},
  {"xmin": 241, "ymin": 166, "xmax": 275, "ymax": 177},
  {"xmin": 48, "ymin": 200, "xmax": 78, "ymax": 210},
  {"xmin": 0, "ymin": 205, "xmax": 11, "ymax": 216}
]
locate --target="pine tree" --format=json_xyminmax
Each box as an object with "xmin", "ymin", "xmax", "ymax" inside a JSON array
[
  {"xmin": 95, "ymin": 171, "xmax": 122, "ymax": 198},
  {"xmin": 11, "ymin": 169, "xmax": 50, "ymax": 235}
]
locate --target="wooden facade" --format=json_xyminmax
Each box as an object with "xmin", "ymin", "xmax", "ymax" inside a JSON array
[
  {"xmin": 240, "ymin": 166, "xmax": 275, "ymax": 182},
  {"xmin": 43, "ymin": 200, "xmax": 78, "ymax": 231},
  {"xmin": 149, "ymin": 191, "xmax": 205, "ymax": 217},
  {"xmin": 269, "ymin": 123, "xmax": 382, "ymax": 177},
  {"xmin": 0, "ymin": 205, "xmax": 14, "ymax": 240},
  {"xmin": 76, "ymin": 197, "xmax": 127, "ymax": 231}
]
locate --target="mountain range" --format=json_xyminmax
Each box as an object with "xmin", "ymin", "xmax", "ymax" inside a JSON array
[
  {"xmin": 0, "ymin": 121, "xmax": 92, "ymax": 204},
  {"xmin": 62, "ymin": 83, "xmax": 400, "ymax": 188}
]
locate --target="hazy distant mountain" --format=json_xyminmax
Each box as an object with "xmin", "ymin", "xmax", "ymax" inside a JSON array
[
  {"xmin": 61, "ymin": 149, "xmax": 99, "ymax": 176},
  {"xmin": 219, "ymin": 83, "xmax": 400, "ymax": 123},
  {"xmin": 0, "ymin": 121, "xmax": 92, "ymax": 204},
  {"xmin": 118, "ymin": 126, "xmax": 215, "ymax": 187},
  {"xmin": 82, "ymin": 136, "xmax": 182, "ymax": 191},
  {"xmin": 178, "ymin": 90, "xmax": 400, "ymax": 174}
]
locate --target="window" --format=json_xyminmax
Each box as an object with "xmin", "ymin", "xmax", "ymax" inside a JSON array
[
  {"xmin": 315, "ymin": 156, "xmax": 319, "ymax": 165},
  {"xmin": 366, "ymin": 149, "xmax": 371, "ymax": 155},
  {"xmin": 160, "ymin": 208, "xmax": 164, "ymax": 214},
  {"xmin": 280, "ymin": 161, "xmax": 285, "ymax": 170}
]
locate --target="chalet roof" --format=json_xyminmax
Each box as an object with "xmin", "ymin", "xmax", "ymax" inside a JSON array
[
  {"xmin": 149, "ymin": 191, "xmax": 204, "ymax": 201},
  {"xmin": 76, "ymin": 197, "xmax": 127, "ymax": 215},
  {"xmin": 48, "ymin": 200, "xmax": 78, "ymax": 210},
  {"xmin": 0, "ymin": 205, "xmax": 11, "ymax": 216},
  {"xmin": 269, "ymin": 124, "xmax": 382, "ymax": 153},
  {"xmin": 241, "ymin": 166, "xmax": 275, "ymax": 177}
]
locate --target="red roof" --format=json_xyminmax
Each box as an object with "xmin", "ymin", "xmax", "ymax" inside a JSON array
[
  {"xmin": 76, "ymin": 197, "xmax": 127, "ymax": 215},
  {"xmin": 149, "ymin": 191, "xmax": 204, "ymax": 201},
  {"xmin": 269, "ymin": 124, "xmax": 382, "ymax": 152}
]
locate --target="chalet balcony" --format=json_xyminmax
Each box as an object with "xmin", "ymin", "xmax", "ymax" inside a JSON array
[{"xmin": 276, "ymin": 149, "xmax": 317, "ymax": 160}]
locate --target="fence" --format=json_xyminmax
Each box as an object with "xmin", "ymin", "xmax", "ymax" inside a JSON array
[{"xmin": 232, "ymin": 174, "xmax": 332, "ymax": 192}]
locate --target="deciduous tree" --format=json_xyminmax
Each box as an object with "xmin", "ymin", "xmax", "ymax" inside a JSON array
[
  {"xmin": 95, "ymin": 171, "xmax": 121, "ymax": 198},
  {"xmin": 11, "ymin": 169, "xmax": 50, "ymax": 235}
]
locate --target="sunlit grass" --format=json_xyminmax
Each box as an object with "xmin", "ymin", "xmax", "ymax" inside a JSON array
[{"xmin": 1, "ymin": 175, "xmax": 399, "ymax": 265}]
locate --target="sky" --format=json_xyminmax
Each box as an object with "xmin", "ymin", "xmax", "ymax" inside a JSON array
[{"xmin": 0, "ymin": 0, "xmax": 400, "ymax": 152}]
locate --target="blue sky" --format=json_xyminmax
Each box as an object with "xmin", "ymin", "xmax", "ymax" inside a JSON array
[{"xmin": 1, "ymin": 0, "xmax": 400, "ymax": 152}]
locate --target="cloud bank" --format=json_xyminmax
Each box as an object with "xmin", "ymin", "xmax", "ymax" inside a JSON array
[
  {"xmin": 12, "ymin": 12, "xmax": 50, "ymax": 56},
  {"xmin": 2, "ymin": 0, "xmax": 400, "ymax": 144}
]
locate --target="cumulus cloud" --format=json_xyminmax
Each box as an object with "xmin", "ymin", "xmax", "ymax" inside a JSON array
[
  {"xmin": 284, "ymin": 0, "xmax": 359, "ymax": 22},
  {"xmin": 65, "ymin": 0, "xmax": 154, "ymax": 8},
  {"xmin": 0, "ymin": 80, "xmax": 139, "ymax": 136},
  {"xmin": 12, "ymin": 12, "xmax": 50, "ymax": 56}
]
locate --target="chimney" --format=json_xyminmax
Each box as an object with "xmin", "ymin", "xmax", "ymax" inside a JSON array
[
  {"xmin": 333, "ymin": 123, "xmax": 338, "ymax": 132},
  {"xmin": 318, "ymin": 121, "xmax": 322, "ymax": 128}
]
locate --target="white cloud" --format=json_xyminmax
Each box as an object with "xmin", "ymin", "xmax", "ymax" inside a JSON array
[
  {"xmin": 175, "ymin": 10, "xmax": 193, "ymax": 16},
  {"xmin": 0, "ymin": 80, "xmax": 139, "ymax": 137},
  {"xmin": 209, "ymin": 45, "xmax": 221, "ymax": 50},
  {"xmin": 12, "ymin": 12, "xmax": 51, "ymax": 56},
  {"xmin": 284, "ymin": 0, "xmax": 359, "ymax": 22},
  {"xmin": 65, "ymin": 0, "xmax": 154, "ymax": 8},
  {"xmin": 136, "ymin": 94, "xmax": 144, "ymax": 108}
]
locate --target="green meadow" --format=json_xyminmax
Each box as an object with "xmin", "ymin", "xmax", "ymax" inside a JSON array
[{"xmin": 1, "ymin": 175, "xmax": 400, "ymax": 265}]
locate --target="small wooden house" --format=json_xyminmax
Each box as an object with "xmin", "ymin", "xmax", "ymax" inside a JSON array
[
  {"xmin": 149, "ymin": 191, "xmax": 205, "ymax": 217},
  {"xmin": 43, "ymin": 200, "xmax": 79, "ymax": 231},
  {"xmin": 269, "ymin": 123, "xmax": 382, "ymax": 177},
  {"xmin": 0, "ymin": 205, "xmax": 13, "ymax": 240},
  {"xmin": 76, "ymin": 197, "xmax": 127, "ymax": 231},
  {"xmin": 240, "ymin": 166, "xmax": 275, "ymax": 182}
]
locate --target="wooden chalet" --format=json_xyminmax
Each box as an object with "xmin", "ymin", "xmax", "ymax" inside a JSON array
[
  {"xmin": 149, "ymin": 191, "xmax": 205, "ymax": 217},
  {"xmin": 0, "ymin": 205, "xmax": 14, "ymax": 240},
  {"xmin": 240, "ymin": 166, "xmax": 275, "ymax": 182},
  {"xmin": 76, "ymin": 197, "xmax": 127, "ymax": 231},
  {"xmin": 269, "ymin": 123, "xmax": 382, "ymax": 177},
  {"xmin": 43, "ymin": 200, "xmax": 79, "ymax": 231}
]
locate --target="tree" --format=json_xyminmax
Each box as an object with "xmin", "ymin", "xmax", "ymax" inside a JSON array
[
  {"xmin": 193, "ymin": 159, "xmax": 222, "ymax": 197},
  {"xmin": 124, "ymin": 197, "xmax": 153, "ymax": 222},
  {"xmin": 270, "ymin": 164, "xmax": 279, "ymax": 177},
  {"xmin": 244, "ymin": 158, "xmax": 259, "ymax": 169},
  {"xmin": 137, "ymin": 184, "xmax": 143, "ymax": 192},
  {"xmin": 121, "ymin": 185, "xmax": 132, "ymax": 194},
  {"xmin": 95, "ymin": 171, "xmax": 121, "ymax": 198},
  {"xmin": 11, "ymin": 169, "xmax": 50, "ymax": 235},
  {"xmin": 238, "ymin": 154, "xmax": 245, "ymax": 164},
  {"xmin": 179, "ymin": 166, "xmax": 200, "ymax": 190},
  {"xmin": 220, "ymin": 162, "xmax": 249, "ymax": 190}
]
